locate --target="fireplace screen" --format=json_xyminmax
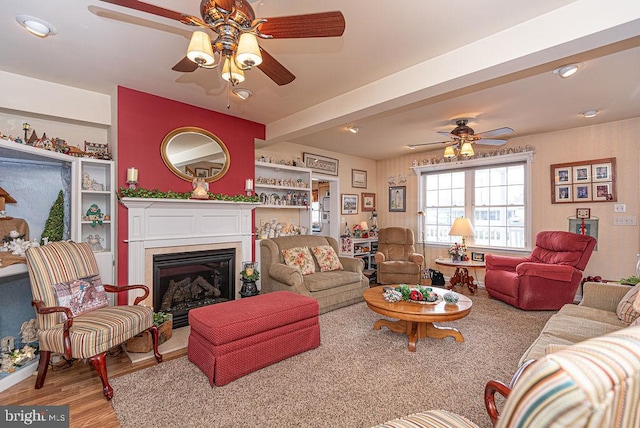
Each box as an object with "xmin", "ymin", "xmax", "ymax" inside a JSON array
[{"xmin": 153, "ymin": 249, "xmax": 235, "ymax": 328}]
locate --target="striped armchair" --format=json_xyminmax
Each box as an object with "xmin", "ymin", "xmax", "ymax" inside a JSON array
[
  {"xmin": 25, "ymin": 241, "xmax": 162, "ymax": 400},
  {"xmin": 375, "ymin": 325, "xmax": 640, "ymax": 427}
]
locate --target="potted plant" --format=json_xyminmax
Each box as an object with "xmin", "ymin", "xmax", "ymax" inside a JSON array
[{"xmin": 125, "ymin": 311, "xmax": 173, "ymax": 353}]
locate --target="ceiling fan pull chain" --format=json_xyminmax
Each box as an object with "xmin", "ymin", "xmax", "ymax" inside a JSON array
[{"xmin": 226, "ymin": 80, "xmax": 231, "ymax": 109}]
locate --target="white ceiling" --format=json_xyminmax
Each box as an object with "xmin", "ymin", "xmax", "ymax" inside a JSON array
[{"xmin": 1, "ymin": 1, "xmax": 640, "ymax": 160}]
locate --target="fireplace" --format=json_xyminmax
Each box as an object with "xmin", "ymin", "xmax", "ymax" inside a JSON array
[
  {"xmin": 121, "ymin": 198, "xmax": 258, "ymax": 308},
  {"xmin": 153, "ymin": 249, "xmax": 236, "ymax": 328}
]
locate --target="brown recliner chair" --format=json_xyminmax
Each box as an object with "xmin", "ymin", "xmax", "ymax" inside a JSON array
[{"xmin": 374, "ymin": 227, "xmax": 424, "ymax": 285}]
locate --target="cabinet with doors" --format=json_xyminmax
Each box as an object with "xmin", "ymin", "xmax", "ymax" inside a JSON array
[{"xmin": 77, "ymin": 157, "xmax": 115, "ymax": 285}]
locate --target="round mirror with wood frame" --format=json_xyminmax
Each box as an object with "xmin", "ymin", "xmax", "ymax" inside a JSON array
[{"xmin": 160, "ymin": 127, "xmax": 230, "ymax": 183}]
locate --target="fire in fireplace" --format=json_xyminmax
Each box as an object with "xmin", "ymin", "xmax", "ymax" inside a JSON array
[{"xmin": 153, "ymin": 249, "xmax": 235, "ymax": 328}]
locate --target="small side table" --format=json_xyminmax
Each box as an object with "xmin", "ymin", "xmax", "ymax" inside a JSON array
[{"xmin": 435, "ymin": 258, "xmax": 486, "ymax": 294}]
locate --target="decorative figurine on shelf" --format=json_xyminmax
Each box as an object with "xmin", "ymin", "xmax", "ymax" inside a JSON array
[
  {"xmin": 85, "ymin": 234, "xmax": 104, "ymax": 252},
  {"xmin": 191, "ymin": 177, "xmax": 209, "ymax": 199},
  {"xmin": 240, "ymin": 262, "xmax": 260, "ymax": 298},
  {"xmin": 85, "ymin": 204, "xmax": 104, "ymax": 227},
  {"xmin": 81, "ymin": 172, "xmax": 104, "ymax": 191}
]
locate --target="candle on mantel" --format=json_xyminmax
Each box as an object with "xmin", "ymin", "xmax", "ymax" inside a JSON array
[
  {"xmin": 245, "ymin": 178, "xmax": 253, "ymax": 191},
  {"xmin": 245, "ymin": 267, "xmax": 254, "ymax": 276},
  {"xmin": 127, "ymin": 167, "xmax": 138, "ymax": 182}
]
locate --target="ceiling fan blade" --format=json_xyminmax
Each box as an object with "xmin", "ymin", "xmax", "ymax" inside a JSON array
[
  {"xmin": 477, "ymin": 127, "xmax": 514, "ymax": 138},
  {"xmin": 172, "ymin": 56, "xmax": 199, "ymax": 72},
  {"xmin": 258, "ymin": 12, "xmax": 345, "ymax": 38},
  {"xmin": 437, "ymin": 131, "xmax": 453, "ymax": 137},
  {"xmin": 410, "ymin": 140, "xmax": 452, "ymax": 148},
  {"xmin": 475, "ymin": 138, "xmax": 508, "ymax": 146},
  {"xmin": 100, "ymin": 0, "xmax": 203, "ymax": 26},
  {"xmin": 257, "ymin": 48, "xmax": 295, "ymax": 86}
]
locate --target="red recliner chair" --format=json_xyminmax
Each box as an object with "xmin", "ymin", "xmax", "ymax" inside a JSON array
[{"xmin": 484, "ymin": 231, "xmax": 596, "ymax": 310}]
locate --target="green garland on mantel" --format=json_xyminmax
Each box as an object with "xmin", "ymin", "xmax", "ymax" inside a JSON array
[{"xmin": 118, "ymin": 186, "xmax": 259, "ymax": 203}]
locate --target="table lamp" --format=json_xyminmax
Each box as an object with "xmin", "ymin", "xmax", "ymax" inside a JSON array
[{"xmin": 449, "ymin": 217, "xmax": 475, "ymax": 251}]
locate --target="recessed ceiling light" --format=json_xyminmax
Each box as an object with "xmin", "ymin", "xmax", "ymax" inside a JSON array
[
  {"xmin": 552, "ymin": 63, "xmax": 583, "ymax": 78},
  {"xmin": 232, "ymin": 88, "xmax": 253, "ymax": 100},
  {"xmin": 347, "ymin": 126, "xmax": 361, "ymax": 134},
  {"xmin": 583, "ymin": 110, "xmax": 598, "ymax": 118},
  {"xmin": 16, "ymin": 15, "xmax": 57, "ymax": 38}
]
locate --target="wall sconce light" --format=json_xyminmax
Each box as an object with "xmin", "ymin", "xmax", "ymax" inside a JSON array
[
  {"xmin": 245, "ymin": 178, "xmax": 254, "ymax": 196},
  {"xmin": 126, "ymin": 167, "xmax": 138, "ymax": 189},
  {"xmin": 22, "ymin": 123, "xmax": 30, "ymax": 141}
]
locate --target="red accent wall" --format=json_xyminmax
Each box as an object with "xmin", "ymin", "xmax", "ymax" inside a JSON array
[{"xmin": 116, "ymin": 87, "xmax": 265, "ymax": 303}]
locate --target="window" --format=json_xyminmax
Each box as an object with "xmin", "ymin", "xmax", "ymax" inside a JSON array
[{"xmin": 416, "ymin": 153, "xmax": 532, "ymax": 250}]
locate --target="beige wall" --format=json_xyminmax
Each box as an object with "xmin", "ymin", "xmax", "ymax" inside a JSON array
[
  {"xmin": 376, "ymin": 117, "xmax": 640, "ymax": 281},
  {"xmin": 256, "ymin": 142, "xmax": 378, "ymax": 229}
]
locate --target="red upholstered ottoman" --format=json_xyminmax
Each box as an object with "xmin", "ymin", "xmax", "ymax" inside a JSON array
[{"xmin": 188, "ymin": 291, "xmax": 320, "ymax": 386}]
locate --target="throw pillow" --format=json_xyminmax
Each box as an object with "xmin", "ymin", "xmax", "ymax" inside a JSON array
[
  {"xmin": 52, "ymin": 274, "xmax": 109, "ymax": 322},
  {"xmin": 282, "ymin": 247, "xmax": 316, "ymax": 275},
  {"xmin": 616, "ymin": 283, "xmax": 640, "ymax": 325},
  {"xmin": 311, "ymin": 245, "xmax": 343, "ymax": 272}
]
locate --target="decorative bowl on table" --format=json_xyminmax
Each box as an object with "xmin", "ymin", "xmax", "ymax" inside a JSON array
[
  {"xmin": 443, "ymin": 292, "xmax": 459, "ymax": 304},
  {"xmin": 383, "ymin": 289, "xmax": 403, "ymax": 302},
  {"xmin": 394, "ymin": 284, "xmax": 441, "ymax": 304}
]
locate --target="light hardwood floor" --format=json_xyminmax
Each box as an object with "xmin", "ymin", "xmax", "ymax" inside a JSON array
[{"xmin": 0, "ymin": 348, "xmax": 187, "ymax": 428}]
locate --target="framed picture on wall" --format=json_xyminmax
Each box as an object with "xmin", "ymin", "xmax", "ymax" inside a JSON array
[
  {"xmin": 389, "ymin": 186, "xmax": 406, "ymax": 212},
  {"xmin": 361, "ymin": 193, "xmax": 375, "ymax": 211},
  {"xmin": 195, "ymin": 168, "xmax": 209, "ymax": 178},
  {"xmin": 352, "ymin": 169, "xmax": 367, "ymax": 188},
  {"xmin": 550, "ymin": 158, "xmax": 616, "ymax": 204},
  {"xmin": 341, "ymin": 193, "xmax": 358, "ymax": 215},
  {"xmin": 569, "ymin": 218, "xmax": 598, "ymax": 250},
  {"xmin": 303, "ymin": 152, "xmax": 339, "ymax": 176}
]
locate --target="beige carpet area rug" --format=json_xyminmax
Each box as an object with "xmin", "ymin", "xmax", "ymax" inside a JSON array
[{"xmin": 110, "ymin": 290, "xmax": 554, "ymax": 428}]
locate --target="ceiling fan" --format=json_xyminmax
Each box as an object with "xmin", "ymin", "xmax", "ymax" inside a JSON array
[
  {"xmin": 408, "ymin": 119, "xmax": 514, "ymax": 155},
  {"xmin": 99, "ymin": 0, "xmax": 346, "ymax": 86}
]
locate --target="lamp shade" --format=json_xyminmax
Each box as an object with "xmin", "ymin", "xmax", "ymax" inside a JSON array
[
  {"xmin": 449, "ymin": 217, "xmax": 475, "ymax": 238},
  {"xmin": 236, "ymin": 33, "xmax": 262, "ymax": 67},
  {"xmin": 443, "ymin": 146, "xmax": 456, "ymax": 158},
  {"xmin": 187, "ymin": 31, "xmax": 215, "ymax": 66},
  {"xmin": 460, "ymin": 141, "xmax": 475, "ymax": 157},
  {"xmin": 359, "ymin": 221, "xmax": 369, "ymax": 231},
  {"xmin": 221, "ymin": 56, "xmax": 245, "ymax": 84}
]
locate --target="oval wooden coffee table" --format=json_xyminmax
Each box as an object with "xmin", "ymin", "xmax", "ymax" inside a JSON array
[{"xmin": 363, "ymin": 287, "xmax": 473, "ymax": 352}]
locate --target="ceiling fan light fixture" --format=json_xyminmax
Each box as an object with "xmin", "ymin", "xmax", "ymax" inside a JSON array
[
  {"xmin": 553, "ymin": 63, "xmax": 582, "ymax": 78},
  {"xmin": 221, "ymin": 56, "xmax": 245, "ymax": 84},
  {"xmin": 583, "ymin": 109, "xmax": 598, "ymax": 118},
  {"xmin": 459, "ymin": 141, "xmax": 475, "ymax": 157},
  {"xmin": 443, "ymin": 146, "xmax": 456, "ymax": 158},
  {"xmin": 236, "ymin": 33, "xmax": 262, "ymax": 67},
  {"xmin": 16, "ymin": 15, "xmax": 57, "ymax": 38},
  {"xmin": 187, "ymin": 31, "xmax": 215, "ymax": 66}
]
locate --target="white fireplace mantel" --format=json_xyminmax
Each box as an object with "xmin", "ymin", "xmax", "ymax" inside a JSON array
[{"xmin": 121, "ymin": 197, "xmax": 259, "ymax": 304}]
